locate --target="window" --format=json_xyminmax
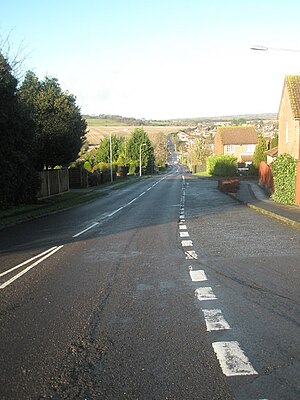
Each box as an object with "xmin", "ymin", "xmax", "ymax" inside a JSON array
[
  {"xmin": 226, "ymin": 145, "xmax": 235, "ymax": 153},
  {"xmin": 246, "ymin": 144, "xmax": 255, "ymax": 153}
]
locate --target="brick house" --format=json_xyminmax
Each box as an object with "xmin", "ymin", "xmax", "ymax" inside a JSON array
[
  {"xmin": 214, "ymin": 126, "xmax": 258, "ymax": 164},
  {"xmin": 278, "ymin": 75, "xmax": 300, "ymax": 159},
  {"xmin": 277, "ymin": 75, "xmax": 300, "ymax": 203}
]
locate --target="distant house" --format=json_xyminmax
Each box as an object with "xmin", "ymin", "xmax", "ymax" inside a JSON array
[
  {"xmin": 278, "ymin": 75, "xmax": 300, "ymax": 159},
  {"xmin": 214, "ymin": 126, "xmax": 258, "ymax": 164}
]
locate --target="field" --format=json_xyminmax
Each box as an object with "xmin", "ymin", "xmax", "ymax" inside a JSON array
[{"xmin": 85, "ymin": 119, "xmax": 187, "ymax": 145}]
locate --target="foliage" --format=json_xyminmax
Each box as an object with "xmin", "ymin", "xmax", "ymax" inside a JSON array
[
  {"xmin": 232, "ymin": 118, "xmax": 247, "ymax": 125},
  {"xmin": 19, "ymin": 71, "xmax": 87, "ymax": 170},
  {"xmin": 206, "ymin": 155, "xmax": 237, "ymax": 176},
  {"xmin": 152, "ymin": 132, "xmax": 168, "ymax": 167},
  {"xmin": 270, "ymin": 133, "xmax": 278, "ymax": 149},
  {"xmin": 95, "ymin": 135, "xmax": 123, "ymax": 163},
  {"xmin": 0, "ymin": 52, "xmax": 39, "ymax": 208},
  {"xmin": 252, "ymin": 134, "xmax": 267, "ymax": 168},
  {"xmin": 272, "ymin": 154, "xmax": 296, "ymax": 204},
  {"xmin": 188, "ymin": 136, "xmax": 212, "ymax": 167},
  {"xmin": 127, "ymin": 128, "xmax": 155, "ymax": 174},
  {"xmin": 83, "ymin": 161, "xmax": 92, "ymax": 173}
]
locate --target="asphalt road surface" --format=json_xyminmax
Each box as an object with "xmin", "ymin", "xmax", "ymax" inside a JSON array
[{"xmin": 0, "ymin": 165, "xmax": 299, "ymax": 400}]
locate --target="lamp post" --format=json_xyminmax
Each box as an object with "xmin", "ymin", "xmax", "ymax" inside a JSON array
[
  {"xmin": 139, "ymin": 143, "xmax": 146, "ymax": 177},
  {"xmin": 109, "ymin": 132, "xmax": 113, "ymax": 182},
  {"xmin": 250, "ymin": 45, "xmax": 300, "ymax": 52}
]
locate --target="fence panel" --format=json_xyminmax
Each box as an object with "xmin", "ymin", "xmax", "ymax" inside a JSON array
[{"xmin": 37, "ymin": 169, "xmax": 69, "ymax": 198}]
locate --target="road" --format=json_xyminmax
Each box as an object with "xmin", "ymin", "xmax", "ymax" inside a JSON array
[{"xmin": 0, "ymin": 165, "xmax": 299, "ymax": 399}]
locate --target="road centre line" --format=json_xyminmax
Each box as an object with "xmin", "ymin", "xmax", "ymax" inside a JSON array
[
  {"xmin": 195, "ymin": 287, "xmax": 217, "ymax": 301},
  {"xmin": 189, "ymin": 269, "xmax": 207, "ymax": 281},
  {"xmin": 212, "ymin": 341, "xmax": 258, "ymax": 376},
  {"xmin": 72, "ymin": 173, "xmax": 173, "ymax": 238},
  {"xmin": 73, "ymin": 222, "xmax": 100, "ymax": 238},
  {"xmin": 185, "ymin": 250, "xmax": 198, "ymax": 259},
  {"xmin": 0, "ymin": 245, "xmax": 64, "ymax": 289},
  {"xmin": 180, "ymin": 231, "xmax": 190, "ymax": 237},
  {"xmin": 181, "ymin": 240, "xmax": 193, "ymax": 247},
  {"xmin": 179, "ymin": 225, "xmax": 187, "ymax": 230},
  {"xmin": 202, "ymin": 309, "xmax": 231, "ymax": 331},
  {"xmin": 0, "ymin": 246, "xmax": 58, "ymax": 277}
]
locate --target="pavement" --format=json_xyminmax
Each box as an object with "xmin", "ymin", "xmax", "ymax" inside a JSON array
[{"xmin": 230, "ymin": 179, "xmax": 300, "ymax": 230}]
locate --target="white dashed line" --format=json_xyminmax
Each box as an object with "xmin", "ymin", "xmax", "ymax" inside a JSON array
[
  {"xmin": 72, "ymin": 222, "xmax": 99, "ymax": 238},
  {"xmin": 195, "ymin": 287, "xmax": 217, "ymax": 301},
  {"xmin": 179, "ymin": 225, "xmax": 187, "ymax": 230},
  {"xmin": 180, "ymin": 231, "xmax": 190, "ymax": 237},
  {"xmin": 185, "ymin": 250, "xmax": 198, "ymax": 259},
  {"xmin": 181, "ymin": 240, "xmax": 193, "ymax": 247},
  {"xmin": 189, "ymin": 269, "xmax": 207, "ymax": 281},
  {"xmin": 212, "ymin": 341, "xmax": 258, "ymax": 376},
  {"xmin": 202, "ymin": 309, "xmax": 231, "ymax": 331}
]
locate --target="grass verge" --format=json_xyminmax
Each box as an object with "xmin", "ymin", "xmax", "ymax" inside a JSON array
[{"xmin": 0, "ymin": 191, "xmax": 105, "ymax": 229}]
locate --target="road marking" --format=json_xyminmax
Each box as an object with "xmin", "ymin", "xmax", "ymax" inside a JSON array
[
  {"xmin": 73, "ymin": 222, "xmax": 99, "ymax": 238},
  {"xmin": 179, "ymin": 225, "xmax": 187, "ymax": 230},
  {"xmin": 202, "ymin": 309, "xmax": 231, "ymax": 331},
  {"xmin": 0, "ymin": 246, "xmax": 58, "ymax": 278},
  {"xmin": 189, "ymin": 269, "xmax": 207, "ymax": 281},
  {"xmin": 195, "ymin": 287, "xmax": 217, "ymax": 301},
  {"xmin": 212, "ymin": 341, "xmax": 258, "ymax": 376},
  {"xmin": 181, "ymin": 240, "xmax": 193, "ymax": 247},
  {"xmin": 180, "ymin": 231, "xmax": 190, "ymax": 237},
  {"xmin": 72, "ymin": 175, "xmax": 172, "ymax": 238},
  {"xmin": 0, "ymin": 246, "xmax": 64, "ymax": 289},
  {"xmin": 108, "ymin": 206, "xmax": 124, "ymax": 217},
  {"xmin": 185, "ymin": 250, "xmax": 198, "ymax": 259},
  {"xmin": 179, "ymin": 215, "xmax": 185, "ymax": 220}
]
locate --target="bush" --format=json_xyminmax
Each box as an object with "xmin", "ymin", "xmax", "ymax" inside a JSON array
[
  {"xmin": 272, "ymin": 154, "xmax": 296, "ymax": 204},
  {"xmin": 207, "ymin": 155, "xmax": 237, "ymax": 176}
]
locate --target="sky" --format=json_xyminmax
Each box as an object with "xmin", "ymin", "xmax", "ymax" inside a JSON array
[{"xmin": 2, "ymin": 0, "xmax": 300, "ymax": 120}]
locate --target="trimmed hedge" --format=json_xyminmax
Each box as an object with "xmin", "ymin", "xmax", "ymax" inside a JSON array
[
  {"xmin": 207, "ymin": 155, "xmax": 237, "ymax": 176},
  {"xmin": 272, "ymin": 154, "xmax": 296, "ymax": 204}
]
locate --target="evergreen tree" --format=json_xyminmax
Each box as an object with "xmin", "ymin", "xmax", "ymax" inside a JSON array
[
  {"xmin": 0, "ymin": 53, "xmax": 38, "ymax": 208},
  {"xmin": 19, "ymin": 72, "xmax": 87, "ymax": 170},
  {"xmin": 252, "ymin": 134, "xmax": 267, "ymax": 168},
  {"xmin": 127, "ymin": 128, "xmax": 154, "ymax": 174},
  {"xmin": 95, "ymin": 135, "xmax": 123, "ymax": 163}
]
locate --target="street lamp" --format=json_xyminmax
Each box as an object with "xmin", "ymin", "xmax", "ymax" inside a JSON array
[
  {"xmin": 139, "ymin": 143, "xmax": 146, "ymax": 177},
  {"xmin": 250, "ymin": 45, "xmax": 300, "ymax": 52},
  {"xmin": 109, "ymin": 132, "xmax": 113, "ymax": 182}
]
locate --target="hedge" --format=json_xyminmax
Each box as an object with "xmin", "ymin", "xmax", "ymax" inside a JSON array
[
  {"xmin": 272, "ymin": 154, "xmax": 296, "ymax": 204},
  {"xmin": 206, "ymin": 155, "xmax": 237, "ymax": 176}
]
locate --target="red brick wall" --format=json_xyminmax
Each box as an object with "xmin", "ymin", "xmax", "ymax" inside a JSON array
[
  {"xmin": 296, "ymin": 161, "xmax": 300, "ymax": 205},
  {"xmin": 259, "ymin": 161, "xmax": 274, "ymax": 193}
]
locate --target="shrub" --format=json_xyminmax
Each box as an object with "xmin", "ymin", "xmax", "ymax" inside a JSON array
[
  {"xmin": 272, "ymin": 154, "xmax": 296, "ymax": 204},
  {"xmin": 207, "ymin": 155, "xmax": 237, "ymax": 176}
]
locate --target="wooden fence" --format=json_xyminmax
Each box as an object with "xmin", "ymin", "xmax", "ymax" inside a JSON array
[{"xmin": 37, "ymin": 169, "xmax": 69, "ymax": 198}]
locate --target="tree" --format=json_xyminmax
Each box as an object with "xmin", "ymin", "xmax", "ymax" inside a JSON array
[
  {"xmin": 152, "ymin": 132, "xmax": 168, "ymax": 167},
  {"xmin": 95, "ymin": 135, "xmax": 123, "ymax": 163},
  {"xmin": 19, "ymin": 72, "xmax": 86, "ymax": 170},
  {"xmin": 127, "ymin": 128, "xmax": 154, "ymax": 174},
  {"xmin": 188, "ymin": 136, "xmax": 211, "ymax": 167},
  {"xmin": 0, "ymin": 53, "xmax": 38, "ymax": 208},
  {"xmin": 252, "ymin": 134, "xmax": 267, "ymax": 168}
]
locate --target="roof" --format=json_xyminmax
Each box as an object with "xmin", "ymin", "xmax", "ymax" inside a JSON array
[
  {"xmin": 264, "ymin": 146, "xmax": 278, "ymax": 157},
  {"xmin": 216, "ymin": 126, "xmax": 258, "ymax": 145},
  {"xmin": 285, "ymin": 75, "xmax": 300, "ymax": 119}
]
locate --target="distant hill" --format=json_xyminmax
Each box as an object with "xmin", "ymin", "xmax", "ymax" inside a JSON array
[{"xmin": 83, "ymin": 113, "xmax": 278, "ymax": 127}]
